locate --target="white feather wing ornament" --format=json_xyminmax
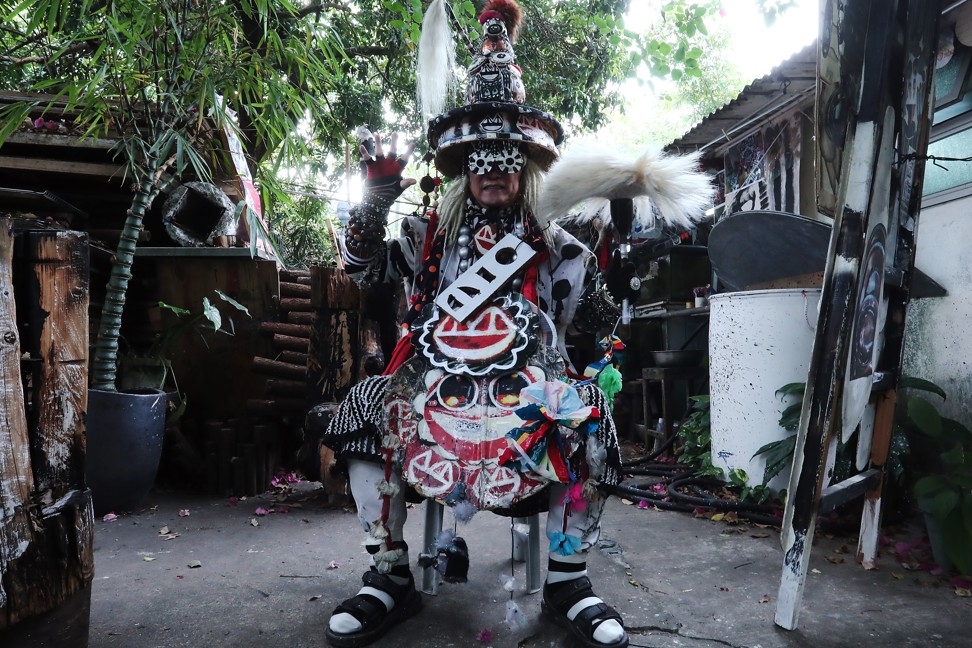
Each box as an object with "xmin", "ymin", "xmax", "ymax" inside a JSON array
[{"xmin": 536, "ymin": 143, "xmax": 715, "ymax": 231}]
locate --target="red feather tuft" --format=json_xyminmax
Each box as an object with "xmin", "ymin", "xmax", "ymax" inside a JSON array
[{"xmin": 479, "ymin": 0, "xmax": 523, "ymax": 42}]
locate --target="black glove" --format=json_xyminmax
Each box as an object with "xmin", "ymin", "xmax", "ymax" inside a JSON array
[{"xmin": 606, "ymin": 249, "xmax": 642, "ymax": 303}]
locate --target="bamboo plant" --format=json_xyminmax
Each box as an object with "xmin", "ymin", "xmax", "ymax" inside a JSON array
[{"xmin": 0, "ymin": 0, "xmax": 343, "ymax": 390}]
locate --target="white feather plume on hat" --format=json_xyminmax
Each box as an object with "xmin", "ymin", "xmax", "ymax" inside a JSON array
[
  {"xmin": 536, "ymin": 142, "xmax": 715, "ymax": 230},
  {"xmin": 417, "ymin": 0, "xmax": 457, "ymax": 122}
]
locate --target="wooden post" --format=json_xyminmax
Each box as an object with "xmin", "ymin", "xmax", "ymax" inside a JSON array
[
  {"xmin": 21, "ymin": 230, "xmax": 90, "ymax": 492},
  {"xmin": 0, "ymin": 220, "xmax": 35, "ymax": 612},
  {"xmin": 2, "ymin": 223, "xmax": 94, "ymax": 646},
  {"xmin": 307, "ymin": 267, "xmax": 361, "ymax": 404}
]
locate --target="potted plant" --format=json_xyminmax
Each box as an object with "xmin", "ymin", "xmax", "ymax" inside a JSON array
[
  {"xmin": 693, "ymin": 285, "xmax": 710, "ymax": 308},
  {"xmin": 120, "ymin": 289, "xmax": 251, "ymax": 398},
  {"xmin": 907, "ymin": 393, "xmax": 972, "ymax": 575}
]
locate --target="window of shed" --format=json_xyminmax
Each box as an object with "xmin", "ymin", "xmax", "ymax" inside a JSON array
[{"xmin": 923, "ymin": 41, "xmax": 972, "ymax": 199}]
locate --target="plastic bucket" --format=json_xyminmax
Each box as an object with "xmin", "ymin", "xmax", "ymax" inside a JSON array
[{"xmin": 708, "ymin": 289, "xmax": 820, "ymax": 490}]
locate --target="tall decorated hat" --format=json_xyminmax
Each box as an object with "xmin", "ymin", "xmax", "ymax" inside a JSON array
[{"xmin": 418, "ymin": 0, "xmax": 564, "ymax": 179}]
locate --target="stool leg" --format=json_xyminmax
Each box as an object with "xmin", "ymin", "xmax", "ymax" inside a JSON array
[
  {"xmin": 526, "ymin": 513, "xmax": 542, "ymax": 594},
  {"xmin": 422, "ymin": 500, "xmax": 443, "ymax": 595}
]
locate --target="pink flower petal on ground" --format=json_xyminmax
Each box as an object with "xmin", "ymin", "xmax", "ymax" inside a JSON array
[
  {"xmin": 951, "ymin": 576, "xmax": 972, "ymax": 589},
  {"xmin": 476, "ymin": 628, "xmax": 494, "ymax": 643},
  {"xmin": 227, "ymin": 497, "xmax": 239, "ymax": 507},
  {"xmin": 929, "ymin": 565, "xmax": 944, "ymax": 576},
  {"xmin": 178, "ymin": 509, "xmax": 190, "ymax": 517},
  {"xmin": 254, "ymin": 507, "xmax": 270, "ymax": 516},
  {"xmin": 277, "ymin": 505, "xmax": 290, "ymax": 513},
  {"xmin": 102, "ymin": 513, "xmax": 118, "ymax": 522},
  {"xmin": 637, "ymin": 500, "xmax": 649, "ymax": 509},
  {"xmin": 894, "ymin": 541, "xmax": 910, "ymax": 556}
]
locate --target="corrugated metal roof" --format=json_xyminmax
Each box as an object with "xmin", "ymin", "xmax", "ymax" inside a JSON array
[{"xmin": 667, "ymin": 42, "xmax": 818, "ymax": 154}]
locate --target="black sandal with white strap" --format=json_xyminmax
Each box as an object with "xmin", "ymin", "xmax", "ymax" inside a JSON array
[
  {"xmin": 325, "ymin": 570, "xmax": 422, "ymax": 648},
  {"xmin": 541, "ymin": 577, "xmax": 629, "ymax": 648}
]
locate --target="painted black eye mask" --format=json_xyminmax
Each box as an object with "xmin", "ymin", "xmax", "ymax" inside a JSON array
[{"xmin": 467, "ymin": 141, "xmax": 525, "ymax": 175}]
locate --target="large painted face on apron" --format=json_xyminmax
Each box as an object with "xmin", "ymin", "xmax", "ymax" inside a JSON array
[{"xmin": 385, "ymin": 294, "xmax": 565, "ymax": 510}]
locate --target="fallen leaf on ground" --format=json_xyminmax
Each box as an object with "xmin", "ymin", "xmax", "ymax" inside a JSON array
[
  {"xmin": 711, "ymin": 513, "xmax": 725, "ymax": 522},
  {"xmin": 835, "ymin": 544, "xmax": 850, "ymax": 554},
  {"xmin": 250, "ymin": 518, "xmax": 260, "ymax": 527},
  {"xmin": 811, "ymin": 568, "xmax": 821, "ymax": 574},
  {"xmin": 159, "ymin": 526, "xmax": 170, "ymax": 535},
  {"xmin": 162, "ymin": 533, "xmax": 180, "ymax": 540},
  {"xmin": 179, "ymin": 509, "xmax": 190, "ymax": 517},
  {"xmin": 758, "ymin": 595, "xmax": 770, "ymax": 603},
  {"xmin": 309, "ymin": 595, "xmax": 321, "ymax": 601},
  {"xmin": 826, "ymin": 556, "xmax": 845, "ymax": 564},
  {"xmin": 103, "ymin": 513, "xmax": 118, "ymax": 522},
  {"xmin": 188, "ymin": 560, "xmax": 202, "ymax": 568},
  {"xmin": 327, "ymin": 561, "xmax": 341, "ymax": 569},
  {"xmin": 891, "ymin": 572, "xmax": 904, "ymax": 580},
  {"xmin": 955, "ymin": 588, "xmax": 971, "ymax": 598},
  {"xmin": 750, "ymin": 532, "xmax": 770, "ymax": 538},
  {"xmin": 143, "ymin": 556, "xmax": 156, "ymax": 562},
  {"xmin": 620, "ymin": 499, "xmax": 634, "ymax": 506}
]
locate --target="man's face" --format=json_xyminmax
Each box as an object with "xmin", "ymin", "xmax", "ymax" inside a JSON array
[
  {"xmin": 466, "ymin": 141, "xmax": 525, "ymax": 208},
  {"xmin": 469, "ymin": 168, "xmax": 522, "ymax": 208}
]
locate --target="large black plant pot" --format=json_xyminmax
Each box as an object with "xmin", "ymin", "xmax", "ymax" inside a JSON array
[{"xmin": 86, "ymin": 388, "xmax": 167, "ymax": 516}]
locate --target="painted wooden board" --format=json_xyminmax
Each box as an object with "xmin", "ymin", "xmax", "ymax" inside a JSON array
[
  {"xmin": 776, "ymin": 0, "xmax": 894, "ymax": 630},
  {"xmin": 841, "ymin": 107, "xmax": 895, "ymax": 450},
  {"xmin": 815, "ymin": 0, "xmax": 870, "ymax": 217},
  {"xmin": 857, "ymin": 0, "xmax": 942, "ymax": 571}
]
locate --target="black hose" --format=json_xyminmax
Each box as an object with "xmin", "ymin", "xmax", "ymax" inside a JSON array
[
  {"xmin": 620, "ymin": 427, "xmax": 680, "ymax": 466},
  {"xmin": 603, "ymin": 463, "xmax": 784, "ymax": 526}
]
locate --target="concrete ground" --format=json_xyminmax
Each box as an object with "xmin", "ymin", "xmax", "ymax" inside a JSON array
[{"xmin": 86, "ymin": 478, "xmax": 971, "ymax": 648}]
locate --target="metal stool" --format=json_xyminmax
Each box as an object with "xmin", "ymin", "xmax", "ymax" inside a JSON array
[{"xmin": 421, "ymin": 501, "xmax": 542, "ymax": 595}]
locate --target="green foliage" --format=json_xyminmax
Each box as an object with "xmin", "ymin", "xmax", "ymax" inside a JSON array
[
  {"xmin": 268, "ymin": 192, "xmax": 337, "ymax": 269},
  {"xmin": 751, "ymin": 383, "xmax": 803, "ymax": 486},
  {"xmin": 907, "ymin": 392, "xmax": 972, "ymax": 575},
  {"xmin": 727, "ymin": 468, "xmax": 774, "ymax": 504},
  {"xmin": 676, "ymin": 395, "xmax": 723, "ymax": 479},
  {"xmin": 146, "ymin": 289, "xmax": 251, "ymax": 395}
]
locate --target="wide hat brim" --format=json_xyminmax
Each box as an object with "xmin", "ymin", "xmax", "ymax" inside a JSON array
[{"xmin": 427, "ymin": 101, "xmax": 564, "ymax": 179}]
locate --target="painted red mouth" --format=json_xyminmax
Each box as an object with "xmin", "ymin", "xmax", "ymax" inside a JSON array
[{"xmin": 432, "ymin": 306, "xmax": 516, "ymax": 362}]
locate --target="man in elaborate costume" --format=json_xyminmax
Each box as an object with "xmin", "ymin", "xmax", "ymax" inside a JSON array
[{"xmin": 321, "ymin": 2, "xmax": 712, "ymax": 646}]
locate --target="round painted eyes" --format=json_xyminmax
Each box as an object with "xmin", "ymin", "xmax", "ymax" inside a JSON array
[
  {"xmin": 437, "ymin": 374, "xmax": 478, "ymax": 411},
  {"xmin": 489, "ymin": 371, "xmax": 531, "ymax": 409}
]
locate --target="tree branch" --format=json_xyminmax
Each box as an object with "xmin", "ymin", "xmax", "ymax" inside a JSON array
[
  {"xmin": 2, "ymin": 40, "xmax": 96, "ymax": 66},
  {"xmin": 293, "ymin": 1, "xmax": 352, "ymax": 19},
  {"xmin": 345, "ymin": 45, "xmax": 398, "ymax": 58}
]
